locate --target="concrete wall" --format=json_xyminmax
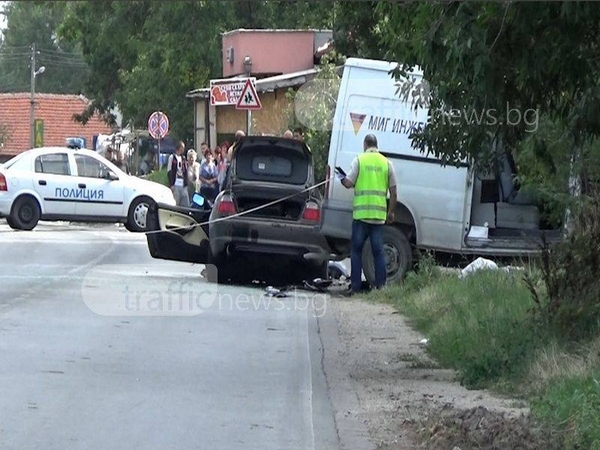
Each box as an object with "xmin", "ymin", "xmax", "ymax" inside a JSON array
[
  {"xmin": 193, "ymin": 100, "xmax": 217, "ymax": 150},
  {"xmin": 222, "ymin": 30, "xmax": 315, "ymax": 78}
]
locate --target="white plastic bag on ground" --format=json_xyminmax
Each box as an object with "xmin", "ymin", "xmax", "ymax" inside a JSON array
[{"xmin": 460, "ymin": 257, "xmax": 498, "ymax": 278}]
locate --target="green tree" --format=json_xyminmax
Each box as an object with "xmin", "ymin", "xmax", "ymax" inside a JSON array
[
  {"xmin": 287, "ymin": 52, "xmax": 343, "ymax": 182},
  {"xmin": 333, "ymin": 1, "xmax": 383, "ymax": 59},
  {"xmin": 373, "ymin": 2, "xmax": 600, "ymax": 173},
  {"xmin": 57, "ymin": 0, "xmax": 335, "ymax": 143},
  {"xmin": 0, "ymin": 1, "xmax": 86, "ymax": 94}
]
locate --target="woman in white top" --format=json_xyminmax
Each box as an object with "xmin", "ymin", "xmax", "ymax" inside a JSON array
[{"xmin": 186, "ymin": 149, "xmax": 200, "ymax": 200}]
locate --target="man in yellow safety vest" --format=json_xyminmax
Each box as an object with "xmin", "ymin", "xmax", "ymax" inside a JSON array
[{"xmin": 337, "ymin": 134, "xmax": 397, "ymax": 294}]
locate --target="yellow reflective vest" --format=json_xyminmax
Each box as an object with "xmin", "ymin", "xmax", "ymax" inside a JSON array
[{"xmin": 353, "ymin": 151, "xmax": 389, "ymax": 221}]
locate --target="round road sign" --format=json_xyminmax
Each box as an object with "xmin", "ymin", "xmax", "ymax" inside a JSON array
[{"xmin": 148, "ymin": 111, "xmax": 169, "ymax": 139}]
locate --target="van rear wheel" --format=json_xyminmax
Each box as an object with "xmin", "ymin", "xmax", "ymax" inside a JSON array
[{"xmin": 363, "ymin": 226, "xmax": 412, "ymax": 286}]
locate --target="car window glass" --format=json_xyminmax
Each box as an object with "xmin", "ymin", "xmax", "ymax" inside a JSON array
[
  {"xmin": 3, "ymin": 153, "xmax": 26, "ymax": 170},
  {"xmin": 251, "ymin": 156, "xmax": 293, "ymax": 177},
  {"xmin": 235, "ymin": 145, "xmax": 309, "ymax": 185},
  {"xmin": 75, "ymin": 155, "xmax": 111, "ymax": 179},
  {"xmin": 34, "ymin": 154, "xmax": 71, "ymax": 175}
]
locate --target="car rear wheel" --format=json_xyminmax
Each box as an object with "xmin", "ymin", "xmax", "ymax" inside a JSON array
[
  {"xmin": 298, "ymin": 261, "xmax": 328, "ymax": 283},
  {"xmin": 206, "ymin": 248, "xmax": 237, "ymax": 284},
  {"xmin": 127, "ymin": 196, "xmax": 154, "ymax": 232},
  {"xmin": 9, "ymin": 196, "xmax": 41, "ymax": 231},
  {"xmin": 363, "ymin": 226, "xmax": 413, "ymax": 286}
]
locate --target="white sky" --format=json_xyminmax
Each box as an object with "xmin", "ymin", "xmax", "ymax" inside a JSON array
[{"xmin": 0, "ymin": 2, "xmax": 7, "ymax": 31}]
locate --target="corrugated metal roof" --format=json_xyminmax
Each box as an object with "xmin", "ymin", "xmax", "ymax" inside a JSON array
[
  {"xmin": 221, "ymin": 28, "xmax": 332, "ymax": 37},
  {"xmin": 186, "ymin": 68, "xmax": 319, "ymax": 99}
]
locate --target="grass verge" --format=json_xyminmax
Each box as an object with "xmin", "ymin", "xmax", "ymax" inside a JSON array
[
  {"xmin": 365, "ymin": 255, "xmax": 600, "ymax": 449},
  {"xmin": 147, "ymin": 168, "xmax": 169, "ymax": 187}
]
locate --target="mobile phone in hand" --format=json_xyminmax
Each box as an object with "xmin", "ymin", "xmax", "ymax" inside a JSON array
[{"xmin": 335, "ymin": 166, "xmax": 346, "ymax": 176}]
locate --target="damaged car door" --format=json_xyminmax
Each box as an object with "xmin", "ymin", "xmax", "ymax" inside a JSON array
[{"xmin": 145, "ymin": 194, "xmax": 211, "ymax": 264}]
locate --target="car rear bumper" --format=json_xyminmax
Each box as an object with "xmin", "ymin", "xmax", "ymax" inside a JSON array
[
  {"xmin": 320, "ymin": 200, "xmax": 352, "ymax": 240},
  {"xmin": 0, "ymin": 197, "xmax": 13, "ymax": 217},
  {"xmin": 211, "ymin": 218, "xmax": 332, "ymax": 263}
]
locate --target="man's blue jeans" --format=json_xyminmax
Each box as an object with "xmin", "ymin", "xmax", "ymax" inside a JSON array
[{"xmin": 351, "ymin": 220, "xmax": 386, "ymax": 292}]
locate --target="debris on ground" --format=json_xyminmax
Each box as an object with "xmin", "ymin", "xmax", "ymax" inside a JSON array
[
  {"xmin": 417, "ymin": 406, "xmax": 559, "ymax": 450},
  {"xmin": 460, "ymin": 257, "xmax": 499, "ymax": 278},
  {"xmin": 328, "ymin": 260, "xmax": 350, "ymax": 279},
  {"xmin": 264, "ymin": 286, "xmax": 289, "ymax": 298},
  {"xmin": 303, "ymin": 277, "xmax": 333, "ymax": 292},
  {"xmin": 459, "ymin": 257, "xmax": 525, "ymax": 279}
]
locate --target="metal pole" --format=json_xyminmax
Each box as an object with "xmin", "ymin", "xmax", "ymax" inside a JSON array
[
  {"xmin": 157, "ymin": 111, "xmax": 161, "ymax": 170},
  {"xmin": 29, "ymin": 43, "xmax": 36, "ymax": 149},
  {"xmin": 245, "ymin": 73, "xmax": 251, "ymax": 135}
]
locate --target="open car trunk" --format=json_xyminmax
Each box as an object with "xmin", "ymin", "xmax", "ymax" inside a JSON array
[
  {"xmin": 229, "ymin": 137, "xmax": 315, "ymax": 221},
  {"xmin": 231, "ymin": 183, "xmax": 309, "ymax": 220}
]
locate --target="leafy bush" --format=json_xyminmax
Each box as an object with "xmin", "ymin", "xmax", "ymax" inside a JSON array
[
  {"xmin": 526, "ymin": 190, "xmax": 600, "ymax": 339},
  {"xmin": 286, "ymin": 53, "xmax": 343, "ymax": 182}
]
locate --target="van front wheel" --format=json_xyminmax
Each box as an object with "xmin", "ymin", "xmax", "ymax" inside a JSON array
[{"xmin": 363, "ymin": 226, "xmax": 413, "ymax": 286}]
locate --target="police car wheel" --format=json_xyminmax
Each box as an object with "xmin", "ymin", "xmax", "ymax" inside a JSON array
[
  {"xmin": 362, "ymin": 226, "xmax": 412, "ymax": 286},
  {"xmin": 10, "ymin": 196, "xmax": 40, "ymax": 231},
  {"xmin": 6, "ymin": 217, "xmax": 19, "ymax": 230},
  {"xmin": 127, "ymin": 196, "xmax": 153, "ymax": 232}
]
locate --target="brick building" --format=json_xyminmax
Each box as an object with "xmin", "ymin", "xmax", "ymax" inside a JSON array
[{"xmin": 0, "ymin": 93, "xmax": 113, "ymax": 162}]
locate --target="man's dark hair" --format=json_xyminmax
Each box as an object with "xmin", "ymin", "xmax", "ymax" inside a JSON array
[
  {"xmin": 364, "ymin": 134, "xmax": 378, "ymax": 148},
  {"xmin": 293, "ymin": 127, "xmax": 304, "ymax": 135}
]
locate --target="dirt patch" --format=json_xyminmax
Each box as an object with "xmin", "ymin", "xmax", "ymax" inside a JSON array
[
  {"xmin": 328, "ymin": 298, "xmax": 556, "ymax": 450},
  {"xmin": 416, "ymin": 406, "xmax": 557, "ymax": 450}
]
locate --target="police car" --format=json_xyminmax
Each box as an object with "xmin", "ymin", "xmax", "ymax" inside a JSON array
[{"xmin": 0, "ymin": 146, "xmax": 175, "ymax": 232}]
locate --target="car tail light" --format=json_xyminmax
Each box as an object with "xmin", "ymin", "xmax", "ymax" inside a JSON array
[
  {"xmin": 217, "ymin": 194, "xmax": 236, "ymax": 216},
  {"xmin": 302, "ymin": 201, "xmax": 321, "ymax": 222},
  {"xmin": 324, "ymin": 165, "xmax": 331, "ymax": 199},
  {"xmin": 0, "ymin": 173, "xmax": 7, "ymax": 191}
]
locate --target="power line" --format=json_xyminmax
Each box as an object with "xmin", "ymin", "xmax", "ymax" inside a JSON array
[
  {"xmin": 36, "ymin": 47, "xmax": 85, "ymax": 58},
  {"xmin": 37, "ymin": 52, "xmax": 87, "ymax": 63},
  {"xmin": 0, "ymin": 51, "xmax": 31, "ymax": 57}
]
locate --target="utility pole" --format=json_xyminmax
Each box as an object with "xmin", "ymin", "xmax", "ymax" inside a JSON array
[
  {"xmin": 30, "ymin": 42, "xmax": 35, "ymax": 149},
  {"xmin": 29, "ymin": 43, "xmax": 46, "ymax": 149}
]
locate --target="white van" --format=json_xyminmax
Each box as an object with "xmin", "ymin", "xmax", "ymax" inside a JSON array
[{"xmin": 321, "ymin": 57, "xmax": 560, "ymax": 284}]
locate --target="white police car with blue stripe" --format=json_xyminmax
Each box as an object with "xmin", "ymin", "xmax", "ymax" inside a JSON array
[{"xmin": 0, "ymin": 147, "xmax": 175, "ymax": 231}]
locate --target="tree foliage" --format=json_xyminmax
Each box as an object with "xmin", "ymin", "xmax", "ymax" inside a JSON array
[
  {"xmin": 371, "ymin": 2, "xmax": 600, "ymax": 171},
  {"xmin": 57, "ymin": 1, "xmax": 335, "ymax": 142},
  {"xmin": 0, "ymin": 1, "xmax": 86, "ymax": 94},
  {"xmin": 287, "ymin": 52, "xmax": 343, "ymax": 182}
]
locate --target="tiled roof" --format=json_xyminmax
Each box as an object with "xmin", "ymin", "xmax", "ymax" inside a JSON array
[{"xmin": 0, "ymin": 93, "xmax": 113, "ymax": 156}]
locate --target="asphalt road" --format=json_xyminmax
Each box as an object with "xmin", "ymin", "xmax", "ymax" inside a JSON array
[{"xmin": 0, "ymin": 221, "xmax": 343, "ymax": 450}]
